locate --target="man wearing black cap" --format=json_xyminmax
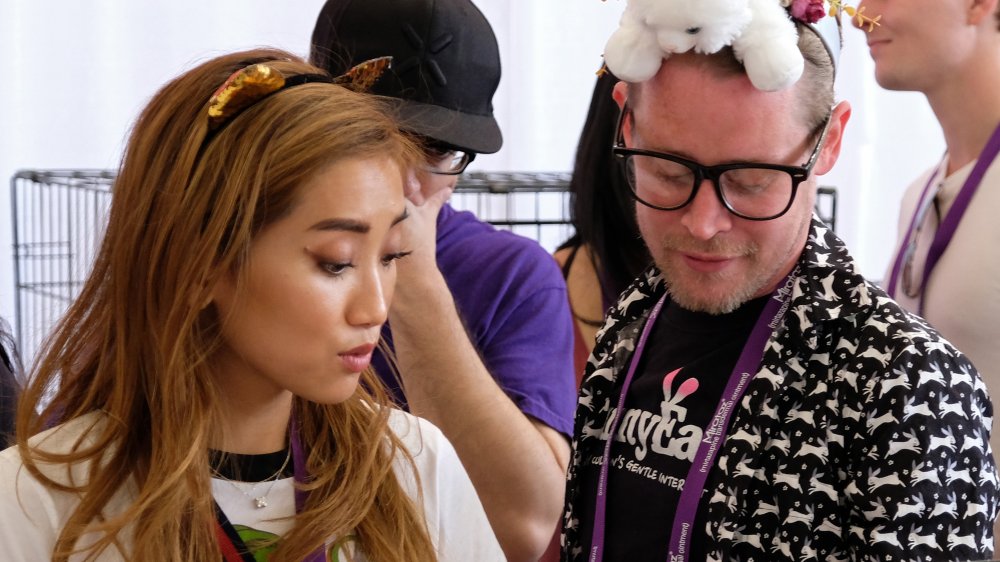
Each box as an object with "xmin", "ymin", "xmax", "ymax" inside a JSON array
[
  {"xmin": 311, "ymin": 1, "xmax": 576, "ymax": 560},
  {"xmin": 561, "ymin": 2, "xmax": 998, "ymax": 561}
]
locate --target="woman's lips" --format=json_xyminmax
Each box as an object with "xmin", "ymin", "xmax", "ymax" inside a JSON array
[{"xmin": 339, "ymin": 343, "xmax": 375, "ymax": 373}]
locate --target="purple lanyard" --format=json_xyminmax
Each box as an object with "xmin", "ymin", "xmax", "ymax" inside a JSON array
[
  {"xmin": 290, "ymin": 415, "xmax": 327, "ymax": 562},
  {"xmin": 886, "ymin": 123, "xmax": 1000, "ymax": 315},
  {"xmin": 588, "ymin": 275, "xmax": 793, "ymax": 562},
  {"xmin": 588, "ymin": 295, "xmax": 666, "ymax": 562},
  {"xmin": 884, "ymin": 165, "xmax": 940, "ymax": 302}
]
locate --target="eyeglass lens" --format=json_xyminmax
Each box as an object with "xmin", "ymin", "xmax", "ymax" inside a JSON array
[
  {"xmin": 425, "ymin": 147, "xmax": 471, "ymax": 174},
  {"xmin": 624, "ymin": 154, "xmax": 795, "ymax": 219}
]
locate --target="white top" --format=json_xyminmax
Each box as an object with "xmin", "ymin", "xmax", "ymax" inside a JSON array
[
  {"xmin": 886, "ymin": 156, "xmax": 1000, "ymax": 452},
  {"xmin": 0, "ymin": 410, "xmax": 505, "ymax": 561}
]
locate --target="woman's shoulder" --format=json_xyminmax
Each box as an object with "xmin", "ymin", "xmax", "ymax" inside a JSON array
[
  {"xmin": 384, "ymin": 409, "xmax": 464, "ymax": 514},
  {"xmin": 0, "ymin": 412, "xmax": 115, "ymax": 561},
  {"xmin": 0, "ymin": 411, "xmax": 114, "ymax": 510},
  {"xmin": 384, "ymin": 409, "xmax": 462, "ymax": 501},
  {"xmin": 385, "ymin": 409, "xmax": 450, "ymax": 464},
  {"xmin": 2, "ymin": 412, "xmax": 107, "ymax": 464},
  {"xmin": 384, "ymin": 410, "xmax": 505, "ymax": 561},
  {"xmin": 2, "ymin": 412, "xmax": 109, "ymax": 481}
]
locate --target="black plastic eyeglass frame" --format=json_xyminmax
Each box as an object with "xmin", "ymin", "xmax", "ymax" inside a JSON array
[
  {"xmin": 612, "ymin": 102, "xmax": 832, "ymax": 221},
  {"xmin": 423, "ymin": 142, "xmax": 477, "ymax": 176}
]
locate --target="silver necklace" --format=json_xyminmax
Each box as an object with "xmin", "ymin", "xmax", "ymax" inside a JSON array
[{"xmin": 212, "ymin": 447, "xmax": 292, "ymax": 509}]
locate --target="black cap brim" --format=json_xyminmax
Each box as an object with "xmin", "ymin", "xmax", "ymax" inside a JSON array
[{"xmin": 387, "ymin": 98, "xmax": 503, "ymax": 155}]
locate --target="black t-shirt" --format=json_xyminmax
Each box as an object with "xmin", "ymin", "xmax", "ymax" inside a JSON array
[
  {"xmin": 209, "ymin": 447, "xmax": 294, "ymax": 482},
  {"xmin": 576, "ymin": 295, "xmax": 766, "ymax": 561}
]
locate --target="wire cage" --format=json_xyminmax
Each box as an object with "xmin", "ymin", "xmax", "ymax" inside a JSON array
[
  {"xmin": 11, "ymin": 170, "xmax": 116, "ymax": 363},
  {"xmin": 9, "ymin": 169, "xmax": 837, "ymax": 362},
  {"xmin": 449, "ymin": 172, "xmax": 575, "ymax": 253}
]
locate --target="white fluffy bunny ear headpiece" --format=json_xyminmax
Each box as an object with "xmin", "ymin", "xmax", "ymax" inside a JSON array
[{"xmin": 603, "ymin": 0, "xmax": 879, "ymax": 91}]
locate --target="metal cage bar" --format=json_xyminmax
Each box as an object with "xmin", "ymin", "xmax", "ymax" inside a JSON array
[
  {"xmin": 11, "ymin": 170, "xmax": 115, "ymax": 362},
  {"xmin": 9, "ymin": 169, "xmax": 838, "ymax": 361}
]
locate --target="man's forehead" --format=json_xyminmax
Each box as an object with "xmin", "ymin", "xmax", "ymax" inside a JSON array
[
  {"xmin": 630, "ymin": 72, "xmax": 757, "ymax": 114},
  {"xmin": 625, "ymin": 77, "xmax": 817, "ymax": 163}
]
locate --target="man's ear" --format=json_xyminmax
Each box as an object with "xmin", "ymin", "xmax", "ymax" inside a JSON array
[
  {"xmin": 813, "ymin": 100, "xmax": 851, "ymax": 176},
  {"xmin": 612, "ymin": 80, "xmax": 632, "ymax": 145},
  {"xmin": 968, "ymin": 0, "xmax": 1000, "ymax": 26},
  {"xmin": 612, "ymin": 80, "xmax": 628, "ymax": 110}
]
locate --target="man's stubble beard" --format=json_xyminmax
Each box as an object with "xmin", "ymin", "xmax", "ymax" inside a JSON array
[{"xmin": 652, "ymin": 230, "xmax": 799, "ymax": 315}]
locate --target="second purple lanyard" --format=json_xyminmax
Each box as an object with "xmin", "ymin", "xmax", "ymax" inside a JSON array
[{"xmin": 886, "ymin": 122, "xmax": 1000, "ymax": 315}]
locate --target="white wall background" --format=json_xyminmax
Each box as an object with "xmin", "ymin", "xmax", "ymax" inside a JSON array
[{"xmin": 0, "ymin": 1, "xmax": 944, "ymax": 339}]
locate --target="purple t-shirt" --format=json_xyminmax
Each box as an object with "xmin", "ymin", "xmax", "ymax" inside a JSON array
[{"xmin": 373, "ymin": 204, "xmax": 576, "ymax": 437}]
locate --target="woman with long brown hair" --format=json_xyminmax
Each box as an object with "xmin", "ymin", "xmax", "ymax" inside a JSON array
[{"xmin": 0, "ymin": 48, "xmax": 503, "ymax": 562}]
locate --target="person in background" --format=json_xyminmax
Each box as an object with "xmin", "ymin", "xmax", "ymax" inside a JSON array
[
  {"xmin": 311, "ymin": 1, "xmax": 576, "ymax": 560},
  {"xmin": 0, "ymin": 319, "xmax": 17, "ymax": 449},
  {"xmin": 0, "ymin": 48, "xmax": 503, "ymax": 561},
  {"xmin": 555, "ymin": 70, "xmax": 652, "ymax": 381},
  {"xmin": 861, "ymin": 0, "xmax": 1000, "ymax": 539},
  {"xmin": 561, "ymin": 1, "xmax": 999, "ymax": 560}
]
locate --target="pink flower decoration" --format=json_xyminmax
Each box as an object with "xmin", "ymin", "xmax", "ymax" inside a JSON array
[{"xmin": 791, "ymin": 0, "xmax": 826, "ymax": 24}]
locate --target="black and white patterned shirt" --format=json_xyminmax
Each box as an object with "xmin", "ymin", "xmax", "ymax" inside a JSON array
[{"xmin": 562, "ymin": 217, "xmax": 1000, "ymax": 561}]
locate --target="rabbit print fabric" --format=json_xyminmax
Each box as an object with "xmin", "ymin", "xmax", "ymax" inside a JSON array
[{"xmin": 562, "ymin": 216, "xmax": 1000, "ymax": 561}]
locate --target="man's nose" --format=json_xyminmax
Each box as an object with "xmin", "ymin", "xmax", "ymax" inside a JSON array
[{"xmin": 679, "ymin": 179, "xmax": 732, "ymax": 240}]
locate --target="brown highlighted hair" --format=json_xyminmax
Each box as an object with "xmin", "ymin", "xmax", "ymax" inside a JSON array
[
  {"xmin": 628, "ymin": 21, "xmax": 836, "ymax": 132},
  {"xmin": 15, "ymin": 48, "xmax": 435, "ymax": 562},
  {"xmin": 794, "ymin": 22, "xmax": 838, "ymax": 131}
]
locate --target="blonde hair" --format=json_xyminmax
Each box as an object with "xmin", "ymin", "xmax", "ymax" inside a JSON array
[{"xmin": 15, "ymin": 48, "xmax": 436, "ymax": 562}]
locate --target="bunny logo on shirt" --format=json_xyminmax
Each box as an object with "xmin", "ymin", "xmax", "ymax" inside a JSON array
[{"xmin": 610, "ymin": 368, "xmax": 704, "ymax": 462}]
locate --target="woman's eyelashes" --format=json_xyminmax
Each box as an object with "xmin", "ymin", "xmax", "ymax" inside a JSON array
[
  {"xmin": 320, "ymin": 260, "xmax": 353, "ymax": 277},
  {"xmin": 317, "ymin": 251, "xmax": 411, "ymax": 277},
  {"xmin": 382, "ymin": 250, "xmax": 412, "ymax": 267}
]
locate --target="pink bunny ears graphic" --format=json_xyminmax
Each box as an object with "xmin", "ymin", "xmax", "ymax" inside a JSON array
[{"xmin": 663, "ymin": 368, "xmax": 700, "ymax": 405}]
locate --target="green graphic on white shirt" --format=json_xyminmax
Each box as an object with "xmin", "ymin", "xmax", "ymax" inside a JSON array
[
  {"xmin": 232, "ymin": 526, "xmax": 359, "ymax": 562},
  {"xmin": 233, "ymin": 525, "xmax": 279, "ymax": 562},
  {"xmin": 328, "ymin": 534, "xmax": 360, "ymax": 562}
]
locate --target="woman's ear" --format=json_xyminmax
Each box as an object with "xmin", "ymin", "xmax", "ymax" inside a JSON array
[
  {"xmin": 199, "ymin": 291, "xmax": 214, "ymax": 311},
  {"xmin": 199, "ymin": 266, "xmax": 233, "ymax": 312},
  {"xmin": 813, "ymin": 100, "xmax": 852, "ymax": 176},
  {"xmin": 193, "ymin": 279, "xmax": 216, "ymax": 312}
]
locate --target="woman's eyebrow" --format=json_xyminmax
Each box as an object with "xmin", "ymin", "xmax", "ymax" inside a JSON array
[
  {"xmin": 309, "ymin": 218, "xmax": 370, "ymax": 233},
  {"xmin": 391, "ymin": 208, "xmax": 409, "ymax": 226}
]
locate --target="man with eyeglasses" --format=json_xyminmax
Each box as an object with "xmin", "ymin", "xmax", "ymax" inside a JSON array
[
  {"xmin": 562, "ymin": 3, "xmax": 998, "ymax": 561},
  {"xmin": 310, "ymin": 1, "xmax": 576, "ymax": 560}
]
